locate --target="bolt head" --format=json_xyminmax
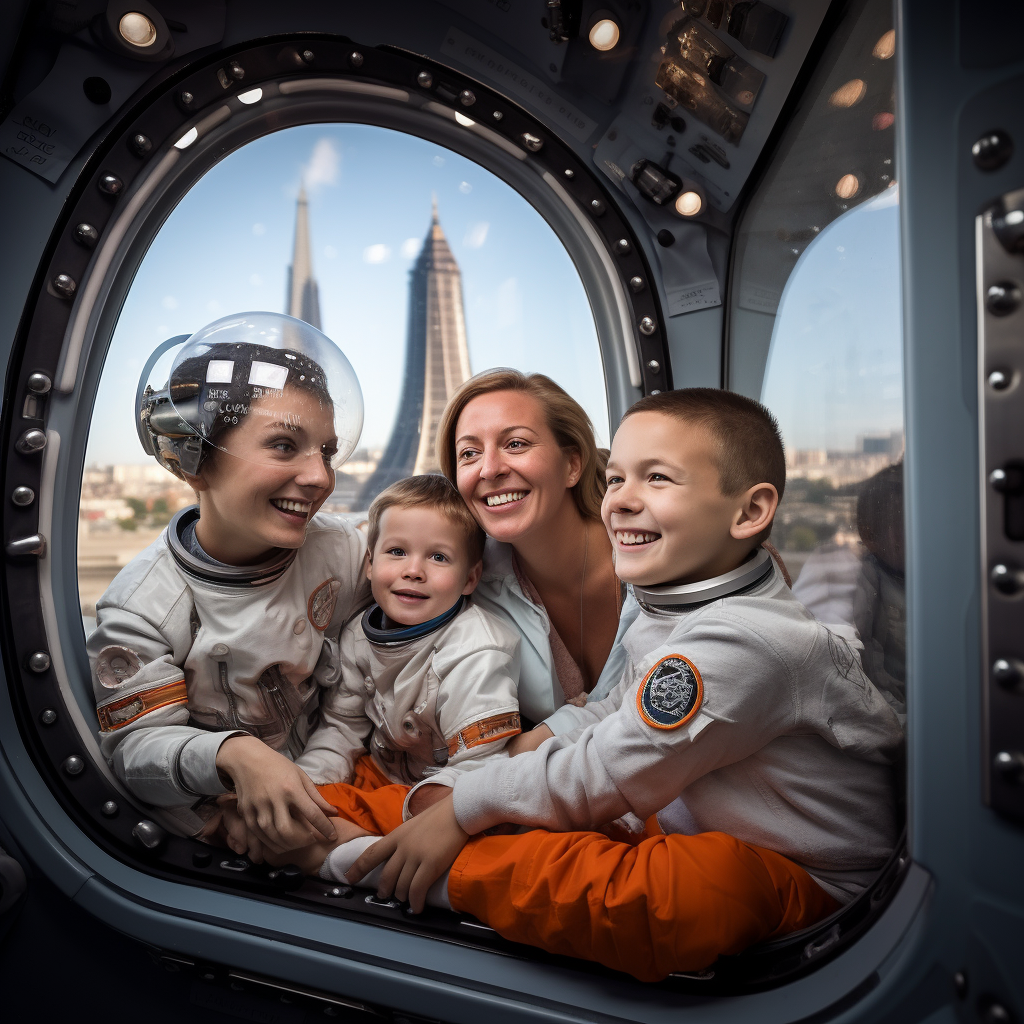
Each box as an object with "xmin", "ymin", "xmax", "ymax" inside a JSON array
[
  {"xmin": 132, "ymin": 819, "xmax": 166, "ymax": 850},
  {"xmin": 639, "ymin": 316, "xmax": 657, "ymax": 336},
  {"xmin": 53, "ymin": 274, "xmax": 76, "ymax": 298},
  {"xmin": 39, "ymin": 709, "xmax": 56, "ymax": 725},
  {"xmin": 993, "ymin": 751, "xmax": 1024, "ymax": 780},
  {"xmin": 615, "ymin": 238, "xmax": 631, "ymax": 254},
  {"xmin": 992, "ymin": 563, "xmax": 1022, "ymax": 594},
  {"xmin": 492, "ymin": 110, "xmax": 503, "ymax": 121},
  {"xmin": 563, "ymin": 168, "xmax": 574, "ymax": 178},
  {"xmin": 15, "ymin": 428, "xmax": 47, "ymax": 454},
  {"xmin": 180, "ymin": 90, "xmax": 194, "ymax": 106},
  {"xmin": 417, "ymin": 70, "xmax": 433, "ymax": 88},
  {"xmin": 63, "ymin": 755, "xmax": 85, "ymax": 776},
  {"xmin": 130, "ymin": 133, "xmax": 152, "ymax": 156},
  {"xmin": 27, "ymin": 372, "xmax": 51, "ymax": 395},
  {"xmin": 12, "ymin": 486, "xmax": 35, "ymax": 507},
  {"xmin": 74, "ymin": 223, "xmax": 99, "ymax": 248},
  {"xmin": 101, "ymin": 800, "xmax": 119, "ymax": 817},
  {"xmin": 973, "ymin": 130, "xmax": 1014, "ymax": 171},
  {"xmin": 990, "ymin": 468, "xmax": 1008, "ymax": 488},
  {"xmin": 986, "ymin": 281, "xmax": 1021, "ymax": 316},
  {"xmin": 349, "ymin": 51, "xmax": 364, "ymax": 67},
  {"xmin": 229, "ymin": 62, "xmax": 244, "ymax": 80},
  {"xmin": 629, "ymin": 276, "xmax": 645, "ymax": 292},
  {"xmin": 98, "ymin": 173, "xmax": 123, "ymax": 195},
  {"xmin": 993, "ymin": 657, "xmax": 1024, "ymax": 689},
  {"xmin": 28, "ymin": 651, "xmax": 50, "ymax": 673},
  {"xmin": 302, "ymin": 50, "xmax": 314, "ymax": 63},
  {"xmin": 590, "ymin": 199, "xmax": 605, "ymax": 215},
  {"xmin": 521, "ymin": 132, "xmax": 543, "ymax": 152},
  {"xmin": 989, "ymin": 369, "xmax": 1011, "ymax": 390},
  {"xmin": 460, "ymin": 89, "xmax": 476, "ymax": 106},
  {"xmin": 647, "ymin": 359, "xmax": 661, "ymax": 372}
]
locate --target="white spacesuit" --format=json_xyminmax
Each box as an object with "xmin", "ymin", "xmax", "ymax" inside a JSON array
[
  {"xmin": 297, "ymin": 598, "xmax": 521, "ymax": 789},
  {"xmin": 90, "ymin": 506, "xmax": 369, "ymax": 835}
]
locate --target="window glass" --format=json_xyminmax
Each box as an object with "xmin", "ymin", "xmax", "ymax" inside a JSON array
[
  {"xmin": 729, "ymin": 0, "xmax": 904, "ymax": 716},
  {"xmin": 79, "ymin": 124, "xmax": 606, "ymax": 621}
]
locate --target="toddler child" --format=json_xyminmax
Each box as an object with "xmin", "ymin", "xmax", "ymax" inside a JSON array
[{"xmin": 334, "ymin": 388, "xmax": 904, "ymax": 981}]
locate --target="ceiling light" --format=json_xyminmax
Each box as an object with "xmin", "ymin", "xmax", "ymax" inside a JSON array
[
  {"xmin": 674, "ymin": 191, "xmax": 703, "ymax": 217},
  {"xmin": 454, "ymin": 112, "xmax": 475, "ymax": 127},
  {"xmin": 835, "ymin": 174, "xmax": 861, "ymax": 200},
  {"xmin": 119, "ymin": 12, "xmax": 157, "ymax": 48},
  {"xmin": 829, "ymin": 79, "xmax": 866, "ymax": 108},
  {"xmin": 237, "ymin": 88, "xmax": 263, "ymax": 105},
  {"xmin": 873, "ymin": 29, "xmax": 896, "ymax": 60},
  {"xmin": 589, "ymin": 19, "xmax": 620, "ymax": 51}
]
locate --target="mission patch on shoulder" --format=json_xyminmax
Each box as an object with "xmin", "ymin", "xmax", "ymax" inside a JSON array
[{"xmin": 636, "ymin": 654, "xmax": 703, "ymax": 730}]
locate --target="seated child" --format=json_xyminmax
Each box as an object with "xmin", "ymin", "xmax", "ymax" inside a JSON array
[
  {"xmin": 319, "ymin": 388, "xmax": 904, "ymax": 982},
  {"xmin": 286, "ymin": 474, "xmax": 522, "ymax": 841},
  {"xmin": 90, "ymin": 312, "xmax": 368, "ymax": 848}
]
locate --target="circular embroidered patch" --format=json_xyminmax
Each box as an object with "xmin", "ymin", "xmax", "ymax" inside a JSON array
[
  {"xmin": 307, "ymin": 578, "xmax": 341, "ymax": 631},
  {"xmin": 636, "ymin": 654, "xmax": 703, "ymax": 730},
  {"xmin": 95, "ymin": 645, "xmax": 144, "ymax": 689}
]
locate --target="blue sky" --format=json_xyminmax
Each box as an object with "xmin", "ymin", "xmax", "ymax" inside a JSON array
[
  {"xmin": 86, "ymin": 123, "xmax": 608, "ymax": 465},
  {"xmin": 762, "ymin": 185, "xmax": 903, "ymax": 451}
]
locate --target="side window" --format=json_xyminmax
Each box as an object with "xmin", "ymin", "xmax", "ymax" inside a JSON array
[
  {"xmin": 728, "ymin": 0, "xmax": 904, "ymax": 716},
  {"xmin": 79, "ymin": 124, "xmax": 606, "ymax": 622}
]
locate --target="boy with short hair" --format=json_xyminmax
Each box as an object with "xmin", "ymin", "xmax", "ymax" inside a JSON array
[
  {"xmin": 286, "ymin": 473, "xmax": 522, "ymax": 841},
  {"xmin": 331, "ymin": 388, "xmax": 903, "ymax": 981}
]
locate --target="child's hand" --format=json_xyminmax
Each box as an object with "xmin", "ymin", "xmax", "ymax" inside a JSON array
[
  {"xmin": 347, "ymin": 791, "xmax": 468, "ymax": 914},
  {"xmin": 215, "ymin": 735, "xmax": 338, "ymax": 854},
  {"xmin": 215, "ymin": 793, "xmax": 269, "ymax": 863}
]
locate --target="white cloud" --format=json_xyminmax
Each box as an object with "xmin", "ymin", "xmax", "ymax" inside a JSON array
[
  {"xmin": 401, "ymin": 237, "xmax": 420, "ymax": 259},
  {"xmin": 161, "ymin": 295, "xmax": 178, "ymax": 310},
  {"xmin": 324, "ymin": 245, "xmax": 338, "ymax": 259},
  {"xmin": 252, "ymin": 222, "xmax": 266, "ymax": 236},
  {"xmin": 459, "ymin": 181, "xmax": 472, "ymax": 194},
  {"xmin": 250, "ymin": 273, "xmax": 263, "ymax": 287},
  {"xmin": 464, "ymin": 222, "xmax": 489, "ymax": 248},
  {"xmin": 304, "ymin": 137, "xmax": 340, "ymax": 188},
  {"xmin": 432, "ymin": 154, "xmax": 445, "ymax": 167},
  {"xmin": 363, "ymin": 244, "xmax": 391, "ymax": 264}
]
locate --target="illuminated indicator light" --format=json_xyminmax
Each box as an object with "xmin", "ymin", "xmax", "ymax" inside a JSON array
[
  {"xmin": 589, "ymin": 19, "xmax": 620, "ymax": 51},
  {"xmin": 237, "ymin": 88, "xmax": 263, "ymax": 105},
  {"xmin": 119, "ymin": 12, "xmax": 157, "ymax": 47},
  {"xmin": 835, "ymin": 174, "xmax": 861, "ymax": 200},
  {"xmin": 454, "ymin": 112, "xmax": 475, "ymax": 127},
  {"xmin": 174, "ymin": 127, "xmax": 198, "ymax": 150},
  {"xmin": 872, "ymin": 112, "xmax": 895, "ymax": 131},
  {"xmin": 873, "ymin": 29, "xmax": 896, "ymax": 60},
  {"xmin": 674, "ymin": 191, "xmax": 703, "ymax": 217},
  {"xmin": 828, "ymin": 79, "xmax": 866, "ymax": 109}
]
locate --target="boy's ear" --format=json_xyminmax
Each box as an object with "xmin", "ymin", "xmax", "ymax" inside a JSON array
[
  {"xmin": 731, "ymin": 482, "xmax": 779, "ymax": 541},
  {"xmin": 364, "ymin": 551, "xmax": 373, "ymax": 581},
  {"xmin": 462, "ymin": 558, "xmax": 484, "ymax": 596}
]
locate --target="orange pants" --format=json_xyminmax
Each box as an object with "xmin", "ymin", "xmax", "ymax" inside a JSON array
[{"xmin": 317, "ymin": 760, "xmax": 840, "ymax": 982}]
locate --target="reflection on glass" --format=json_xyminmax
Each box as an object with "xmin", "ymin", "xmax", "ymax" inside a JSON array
[
  {"xmin": 80, "ymin": 124, "xmax": 606, "ymax": 620},
  {"xmin": 761, "ymin": 186, "xmax": 904, "ymax": 716}
]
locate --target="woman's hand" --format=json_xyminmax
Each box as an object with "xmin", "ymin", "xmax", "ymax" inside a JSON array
[
  {"xmin": 215, "ymin": 735, "xmax": 337, "ymax": 854},
  {"xmin": 347, "ymin": 791, "xmax": 469, "ymax": 913},
  {"xmin": 506, "ymin": 724, "xmax": 553, "ymax": 756}
]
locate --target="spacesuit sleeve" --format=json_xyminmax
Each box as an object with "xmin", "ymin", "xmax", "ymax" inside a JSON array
[
  {"xmin": 90, "ymin": 601, "xmax": 241, "ymax": 806},
  {"xmin": 294, "ymin": 625, "xmax": 372, "ymax": 784},
  {"xmin": 451, "ymin": 619, "xmax": 800, "ymax": 835}
]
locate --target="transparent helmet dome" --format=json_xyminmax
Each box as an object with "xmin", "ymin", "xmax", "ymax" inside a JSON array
[{"xmin": 167, "ymin": 312, "xmax": 363, "ymax": 469}]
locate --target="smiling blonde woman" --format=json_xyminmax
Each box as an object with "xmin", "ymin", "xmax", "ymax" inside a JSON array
[{"xmin": 437, "ymin": 369, "xmax": 638, "ymax": 728}]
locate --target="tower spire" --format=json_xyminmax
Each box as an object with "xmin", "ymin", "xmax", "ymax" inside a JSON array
[{"xmin": 285, "ymin": 181, "xmax": 322, "ymax": 330}]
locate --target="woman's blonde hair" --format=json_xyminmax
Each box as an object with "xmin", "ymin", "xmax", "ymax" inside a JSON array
[{"xmin": 436, "ymin": 368, "xmax": 607, "ymax": 521}]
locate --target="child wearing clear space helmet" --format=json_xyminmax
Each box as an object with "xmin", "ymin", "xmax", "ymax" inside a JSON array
[{"xmin": 89, "ymin": 312, "xmax": 369, "ymax": 848}]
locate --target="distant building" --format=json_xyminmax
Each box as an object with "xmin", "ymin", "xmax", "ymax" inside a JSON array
[
  {"xmin": 359, "ymin": 201, "xmax": 472, "ymax": 505},
  {"xmin": 286, "ymin": 184, "xmax": 322, "ymax": 330}
]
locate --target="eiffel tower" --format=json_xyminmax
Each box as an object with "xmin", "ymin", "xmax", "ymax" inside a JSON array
[
  {"xmin": 285, "ymin": 183, "xmax": 321, "ymax": 329},
  {"xmin": 360, "ymin": 200, "xmax": 472, "ymax": 505}
]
